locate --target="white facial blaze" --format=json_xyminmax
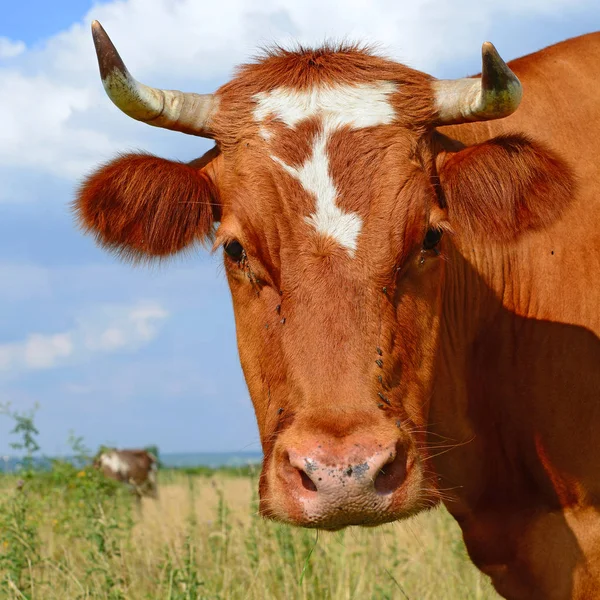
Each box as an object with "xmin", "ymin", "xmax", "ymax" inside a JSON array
[
  {"xmin": 253, "ymin": 82, "xmax": 397, "ymax": 257},
  {"xmin": 273, "ymin": 131, "xmax": 363, "ymax": 255}
]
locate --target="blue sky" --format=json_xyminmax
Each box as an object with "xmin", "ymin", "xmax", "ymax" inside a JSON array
[
  {"xmin": 2, "ymin": 1, "xmax": 95, "ymax": 45},
  {"xmin": 1, "ymin": 0, "xmax": 598, "ymax": 455}
]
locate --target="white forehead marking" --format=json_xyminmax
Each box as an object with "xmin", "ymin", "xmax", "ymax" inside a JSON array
[
  {"xmin": 253, "ymin": 82, "xmax": 397, "ymax": 129},
  {"xmin": 272, "ymin": 131, "xmax": 362, "ymax": 255},
  {"xmin": 253, "ymin": 82, "xmax": 397, "ymax": 257}
]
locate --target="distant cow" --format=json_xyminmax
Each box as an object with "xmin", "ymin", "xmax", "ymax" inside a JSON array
[{"xmin": 94, "ymin": 449, "xmax": 158, "ymax": 499}]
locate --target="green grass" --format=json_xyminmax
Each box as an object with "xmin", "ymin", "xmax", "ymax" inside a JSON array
[{"xmin": 0, "ymin": 465, "xmax": 500, "ymax": 600}]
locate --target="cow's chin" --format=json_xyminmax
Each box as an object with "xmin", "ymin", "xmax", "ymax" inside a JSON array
[{"xmin": 259, "ymin": 458, "xmax": 436, "ymax": 531}]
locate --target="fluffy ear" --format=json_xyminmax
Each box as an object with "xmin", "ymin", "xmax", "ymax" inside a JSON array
[
  {"xmin": 436, "ymin": 134, "xmax": 574, "ymax": 242},
  {"xmin": 74, "ymin": 153, "xmax": 219, "ymax": 261}
]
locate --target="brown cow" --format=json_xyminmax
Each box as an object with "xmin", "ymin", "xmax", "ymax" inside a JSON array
[
  {"xmin": 75, "ymin": 22, "xmax": 600, "ymax": 599},
  {"xmin": 94, "ymin": 448, "xmax": 158, "ymax": 499}
]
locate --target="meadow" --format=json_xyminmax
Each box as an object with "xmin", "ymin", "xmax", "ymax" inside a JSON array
[
  {"xmin": 0, "ymin": 467, "xmax": 503, "ymax": 600},
  {"xmin": 0, "ymin": 407, "xmax": 499, "ymax": 599}
]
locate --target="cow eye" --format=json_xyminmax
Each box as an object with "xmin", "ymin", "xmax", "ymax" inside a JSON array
[
  {"xmin": 224, "ymin": 240, "xmax": 245, "ymax": 262},
  {"xmin": 423, "ymin": 228, "xmax": 443, "ymax": 250}
]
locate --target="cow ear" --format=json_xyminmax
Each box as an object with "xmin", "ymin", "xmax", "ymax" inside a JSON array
[
  {"xmin": 74, "ymin": 151, "xmax": 220, "ymax": 262},
  {"xmin": 436, "ymin": 134, "xmax": 574, "ymax": 242}
]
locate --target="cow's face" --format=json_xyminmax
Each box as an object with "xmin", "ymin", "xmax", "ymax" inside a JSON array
[
  {"xmin": 224, "ymin": 163, "xmax": 446, "ymax": 527},
  {"xmin": 77, "ymin": 24, "xmax": 570, "ymax": 529},
  {"xmin": 207, "ymin": 54, "xmax": 447, "ymax": 528}
]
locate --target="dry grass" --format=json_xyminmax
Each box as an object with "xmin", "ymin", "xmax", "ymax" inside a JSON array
[{"xmin": 0, "ymin": 470, "xmax": 500, "ymax": 599}]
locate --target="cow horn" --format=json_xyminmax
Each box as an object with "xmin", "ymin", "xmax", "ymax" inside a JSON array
[
  {"xmin": 91, "ymin": 21, "xmax": 217, "ymax": 138},
  {"xmin": 432, "ymin": 42, "xmax": 522, "ymax": 125}
]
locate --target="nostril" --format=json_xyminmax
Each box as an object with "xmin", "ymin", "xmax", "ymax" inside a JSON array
[
  {"xmin": 374, "ymin": 446, "xmax": 407, "ymax": 495},
  {"xmin": 298, "ymin": 469, "xmax": 318, "ymax": 492},
  {"xmin": 282, "ymin": 450, "xmax": 318, "ymax": 494}
]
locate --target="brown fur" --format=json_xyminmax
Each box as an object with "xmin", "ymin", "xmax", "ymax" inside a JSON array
[
  {"xmin": 75, "ymin": 32, "xmax": 600, "ymax": 599},
  {"xmin": 212, "ymin": 44, "xmax": 436, "ymax": 149},
  {"xmin": 75, "ymin": 153, "xmax": 219, "ymax": 262},
  {"xmin": 435, "ymin": 134, "xmax": 574, "ymax": 241}
]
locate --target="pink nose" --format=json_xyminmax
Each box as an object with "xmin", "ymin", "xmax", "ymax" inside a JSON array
[{"xmin": 275, "ymin": 437, "xmax": 409, "ymax": 528}]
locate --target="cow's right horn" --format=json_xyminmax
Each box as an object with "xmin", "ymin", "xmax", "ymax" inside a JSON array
[
  {"xmin": 432, "ymin": 42, "xmax": 522, "ymax": 125},
  {"xmin": 91, "ymin": 21, "xmax": 218, "ymax": 138}
]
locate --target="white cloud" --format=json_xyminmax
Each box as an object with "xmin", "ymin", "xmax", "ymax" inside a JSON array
[
  {"xmin": 23, "ymin": 333, "xmax": 73, "ymax": 369},
  {"xmin": 0, "ymin": 38, "xmax": 26, "ymax": 59},
  {"xmin": 82, "ymin": 303, "xmax": 169, "ymax": 352},
  {"xmin": 1, "ymin": 0, "xmax": 597, "ymax": 192},
  {"xmin": 0, "ymin": 301, "xmax": 168, "ymax": 375},
  {"xmin": 96, "ymin": 328, "xmax": 126, "ymax": 351}
]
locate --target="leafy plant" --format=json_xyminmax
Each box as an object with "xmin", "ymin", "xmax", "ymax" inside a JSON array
[{"xmin": 0, "ymin": 403, "xmax": 42, "ymax": 598}]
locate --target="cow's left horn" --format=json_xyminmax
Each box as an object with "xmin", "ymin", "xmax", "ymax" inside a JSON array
[
  {"xmin": 91, "ymin": 21, "xmax": 217, "ymax": 138},
  {"xmin": 432, "ymin": 42, "xmax": 522, "ymax": 125}
]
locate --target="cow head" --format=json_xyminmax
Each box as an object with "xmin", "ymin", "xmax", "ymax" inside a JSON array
[{"xmin": 76, "ymin": 22, "xmax": 570, "ymax": 530}]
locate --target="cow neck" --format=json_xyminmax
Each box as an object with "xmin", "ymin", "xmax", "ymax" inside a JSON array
[{"xmin": 432, "ymin": 237, "xmax": 534, "ymax": 513}]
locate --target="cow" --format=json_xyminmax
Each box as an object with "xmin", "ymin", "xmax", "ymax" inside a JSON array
[
  {"xmin": 94, "ymin": 448, "xmax": 158, "ymax": 499},
  {"xmin": 74, "ymin": 21, "xmax": 600, "ymax": 599}
]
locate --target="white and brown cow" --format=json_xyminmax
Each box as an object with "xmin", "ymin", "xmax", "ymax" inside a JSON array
[
  {"xmin": 75, "ymin": 21, "xmax": 600, "ymax": 599},
  {"xmin": 94, "ymin": 448, "xmax": 158, "ymax": 498}
]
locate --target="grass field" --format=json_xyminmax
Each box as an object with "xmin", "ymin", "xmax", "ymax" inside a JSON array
[{"xmin": 0, "ymin": 465, "xmax": 500, "ymax": 600}]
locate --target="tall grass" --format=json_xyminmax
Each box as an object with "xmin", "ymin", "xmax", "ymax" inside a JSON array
[
  {"xmin": 0, "ymin": 467, "xmax": 499, "ymax": 599},
  {"xmin": 0, "ymin": 407, "xmax": 499, "ymax": 599}
]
